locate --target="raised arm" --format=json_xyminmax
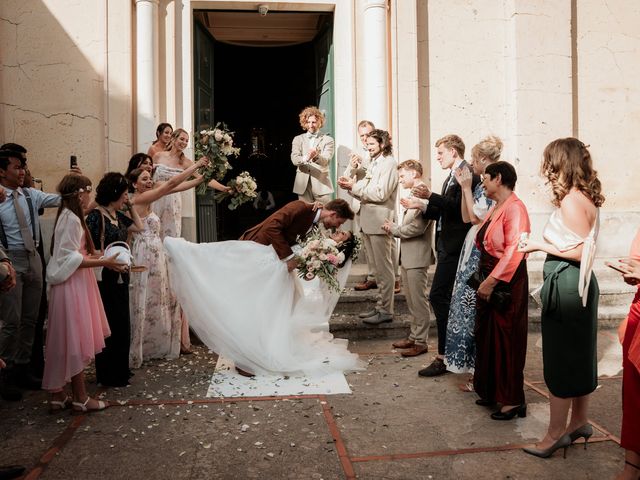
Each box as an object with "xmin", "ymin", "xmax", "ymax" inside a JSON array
[{"xmin": 133, "ymin": 158, "xmax": 207, "ymax": 205}]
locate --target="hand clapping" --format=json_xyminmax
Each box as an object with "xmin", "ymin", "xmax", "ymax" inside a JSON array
[
  {"xmin": 337, "ymin": 176, "xmax": 354, "ymax": 191},
  {"xmin": 454, "ymin": 167, "xmax": 472, "ymax": 190},
  {"xmin": 411, "ymin": 183, "xmax": 431, "ymax": 199}
]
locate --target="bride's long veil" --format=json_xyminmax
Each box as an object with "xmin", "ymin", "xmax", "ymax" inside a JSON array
[{"xmin": 164, "ymin": 238, "xmax": 361, "ymax": 376}]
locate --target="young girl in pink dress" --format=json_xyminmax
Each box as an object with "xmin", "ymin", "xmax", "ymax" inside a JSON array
[{"xmin": 42, "ymin": 174, "xmax": 126, "ymax": 413}]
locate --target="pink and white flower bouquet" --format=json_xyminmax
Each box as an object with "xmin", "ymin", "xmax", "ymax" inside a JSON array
[{"xmin": 296, "ymin": 228, "xmax": 346, "ymax": 293}]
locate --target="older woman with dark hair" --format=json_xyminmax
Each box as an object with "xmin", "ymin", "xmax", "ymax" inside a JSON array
[
  {"xmin": 519, "ymin": 138, "xmax": 604, "ymax": 459},
  {"xmin": 86, "ymin": 172, "xmax": 143, "ymax": 387},
  {"xmin": 473, "ymin": 161, "xmax": 530, "ymax": 420}
]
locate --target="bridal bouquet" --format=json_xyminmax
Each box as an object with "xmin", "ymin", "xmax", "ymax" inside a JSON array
[
  {"xmin": 214, "ymin": 171, "xmax": 258, "ymax": 210},
  {"xmin": 296, "ymin": 228, "xmax": 345, "ymax": 293},
  {"xmin": 194, "ymin": 123, "xmax": 240, "ymax": 195}
]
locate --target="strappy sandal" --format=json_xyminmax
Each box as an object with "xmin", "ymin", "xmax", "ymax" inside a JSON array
[
  {"xmin": 72, "ymin": 397, "xmax": 109, "ymax": 414},
  {"xmin": 458, "ymin": 380, "xmax": 475, "ymax": 392},
  {"xmin": 48, "ymin": 395, "xmax": 71, "ymax": 413}
]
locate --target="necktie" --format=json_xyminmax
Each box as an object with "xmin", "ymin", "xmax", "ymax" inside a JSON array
[
  {"xmin": 441, "ymin": 172, "xmax": 453, "ymax": 195},
  {"xmin": 12, "ymin": 190, "xmax": 36, "ymax": 253}
]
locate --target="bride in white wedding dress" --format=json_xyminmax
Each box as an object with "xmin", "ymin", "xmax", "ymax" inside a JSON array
[{"xmin": 163, "ymin": 232, "xmax": 363, "ymax": 376}]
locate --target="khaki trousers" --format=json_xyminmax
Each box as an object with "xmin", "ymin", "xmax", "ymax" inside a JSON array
[
  {"xmin": 298, "ymin": 182, "xmax": 331, "ymax": 204},
  {"xmin": 363, "ymin": 233, "xmax": 395, "ymax": 314},
  {"xmin": 401, "ymin": 266, "xmax": 431, "ymax": 345}
]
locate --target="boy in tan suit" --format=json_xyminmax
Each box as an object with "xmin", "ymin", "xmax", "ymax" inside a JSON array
[{"xmin": 382, "ymin": 160, "xmax": 435, "ymax": 356}]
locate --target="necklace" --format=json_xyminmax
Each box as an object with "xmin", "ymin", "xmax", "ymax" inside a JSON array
[{"xmin": 98, "ymin": 206, "xmax": 118, "ymax": 225}]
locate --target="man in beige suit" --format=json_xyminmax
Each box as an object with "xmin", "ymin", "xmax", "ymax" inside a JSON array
[
  {"xmin": 291, "ymin": 106, "xmax": 334, "ymax": 203},
  {"xmin": 343, "ymin": 120, "xmax": 401, "ymax": 294},
  {"xmin": 382, "ymin": 160, "xmax": 435, "ymax": 356},
  {"xmin": 338, "ymin": 129, "xmax": 398, "ymax": 325}
]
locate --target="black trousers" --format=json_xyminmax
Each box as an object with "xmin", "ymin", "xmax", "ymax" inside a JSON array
[{"xmin": 428, "ymin": 244, "xmax": 460, "ymax": 356}]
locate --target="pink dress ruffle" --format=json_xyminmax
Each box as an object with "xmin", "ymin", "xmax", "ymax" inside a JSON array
[{"xmin": 42, "ymin": 250, "xmax": 111, "ymax": 391}]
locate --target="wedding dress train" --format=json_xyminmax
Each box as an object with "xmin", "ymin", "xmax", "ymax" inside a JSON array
[{"xmin": 163, "ymin": 237, "xmax": 362, "ymax": 376}]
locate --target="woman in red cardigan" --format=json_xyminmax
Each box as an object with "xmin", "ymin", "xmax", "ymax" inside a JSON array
[
  {"xmin": 616, "ymin": 230, "xmax": 640, "ymax": 480},
  {"xmin": 473, "ymin": 161, "xmax": 531, "ymax": 420}
]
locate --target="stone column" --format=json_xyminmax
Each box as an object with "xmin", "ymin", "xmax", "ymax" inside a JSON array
[
  {"xmin": 360, "ymin": 0, "xmax": 389, "ymax": 130},
  {"xmin": 135, "ymin": 0, "xmax": 160, "ymax": 152}
]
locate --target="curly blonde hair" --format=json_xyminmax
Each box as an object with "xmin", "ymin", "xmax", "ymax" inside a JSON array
[
  {"xmin": 166, "ymin": 128, "xmax": 189, "ymax": 158},
  {"xmin": 298, "ymin": 106, "xmax": 325, "ymax": 130},
  {"xmin": 541, "ymin": 137, "xmax": 605, "ymax": 208}
]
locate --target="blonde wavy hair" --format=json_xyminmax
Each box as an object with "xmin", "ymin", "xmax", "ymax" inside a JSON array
[
  {"xmin": 298, "ymin": 106, "xmax": 325, "ymax": 130},
  {"xmin": 471, "ymin": 135, "xmax": 503, "ymax": 164},
  {"xmin": 166, "ymin": 128, "xmax": 189, "ymax": 158},
  {"xmin": 541, "ymin": 137, "xmax": 605, "ymax": 208}
]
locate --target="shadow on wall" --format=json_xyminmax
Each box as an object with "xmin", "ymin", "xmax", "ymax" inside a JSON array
[{"xmin": 0, "ymin": 0, "xmax": 135, "ymax": 257}]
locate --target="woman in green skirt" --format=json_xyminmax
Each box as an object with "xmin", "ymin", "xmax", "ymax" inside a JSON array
[{"xmin": 519, "ymin": 138, "xmax": 605, "ymax": 458}]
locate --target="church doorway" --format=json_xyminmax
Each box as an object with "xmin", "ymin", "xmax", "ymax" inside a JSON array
[{"xmin": 193, "ymin": 10, "xmax": 335, "ymax": 241}]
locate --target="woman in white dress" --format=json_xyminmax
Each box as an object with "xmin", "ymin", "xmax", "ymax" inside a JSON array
[
  {"xmin": 152, "ymin": 128, "xmax": 230, "ymax": 353},
  {"xmin": 163, "ymin": 232, "xmax": 362, "ymax": 376}
]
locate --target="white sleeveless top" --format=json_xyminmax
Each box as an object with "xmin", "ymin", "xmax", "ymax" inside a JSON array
[{"xmin": 543, "ymin": 208, "xmax": 599, "ymax": 306}]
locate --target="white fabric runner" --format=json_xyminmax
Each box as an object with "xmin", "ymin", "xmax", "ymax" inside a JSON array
[{"xmin": 207, "ymin": 356, "xmax": 352, "ymax": 398}]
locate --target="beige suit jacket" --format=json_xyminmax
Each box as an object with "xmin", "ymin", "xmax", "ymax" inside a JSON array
[
  {"xmin": 350, "ymin": 154, "xmax": 398, "ymax": 234},
  {"xmin": 390, "ymin": 208, "xmax": 436, "ymax": 269},
  {"xmin": 291, "ymin": 133, "xmax": 335, "ymax": 196}
]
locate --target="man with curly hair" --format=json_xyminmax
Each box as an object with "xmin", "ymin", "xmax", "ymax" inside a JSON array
[{"xmin": 291, "ymin": 106, "xmax": 335, "ymax": 203}]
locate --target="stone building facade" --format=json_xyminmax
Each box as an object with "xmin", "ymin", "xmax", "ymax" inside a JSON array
[{"xmin": 1, "ymin": 0, "xmax": 638, "ymax": 254}]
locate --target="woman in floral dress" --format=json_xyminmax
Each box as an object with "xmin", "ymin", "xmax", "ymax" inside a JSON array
[
  {"xmin": 151, "ymin": 128, "xmax": 229, "ymax": 352},
  {"xmin": 127, "ymin": 158, "xmax": 208, "ymax": 368},
  {"xmin": 444, "ymin": 136, "xmax": 502, "ymax": 387}
]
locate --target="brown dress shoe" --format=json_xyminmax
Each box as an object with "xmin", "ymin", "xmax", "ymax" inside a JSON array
[
  {"xmin": 394, "ymin": 280, "xmax": 401, "ymax": 294},
  {"xmin": 354, "ymin": 280, "xmax": 377, "ymax": 291},
  {"xmin": 392, "ymin": 338, "xmax": 415, "ymax": 349},
  {"xmin": 401, "ymin": 344, "xmax": 429, "ymax": 357},
  {"xmin": 235, "ymin": 367, "xmax": 255, "ymax": 377}
]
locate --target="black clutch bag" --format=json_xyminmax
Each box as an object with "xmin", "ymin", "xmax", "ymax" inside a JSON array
[{"xmin": 466, "ymin": 271, "xmax": 512, "ymax": 312}]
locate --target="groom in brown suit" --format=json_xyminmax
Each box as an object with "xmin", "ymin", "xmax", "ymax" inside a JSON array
[{"xmin": 240, "ymin": 198, "xmax": 354, "ymax": 272}]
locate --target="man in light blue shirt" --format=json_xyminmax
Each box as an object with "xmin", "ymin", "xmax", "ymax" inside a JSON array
[{"xmin": 0, "ymin": 148, "xmax": 60, "ymax": 392}]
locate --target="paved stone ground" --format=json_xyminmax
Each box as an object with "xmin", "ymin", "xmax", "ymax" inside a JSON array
[{"xmin": 0, "ymin": 329, "xmax": 626, "ymax": 480}]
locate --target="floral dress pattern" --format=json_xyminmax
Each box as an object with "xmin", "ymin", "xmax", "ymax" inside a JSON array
[
  {"xmin": 444, "ymin": 183, "xmax": 493, "ymax": 374},
  {"xmin": 152, "ymin": 164, "xmax": 184, "ymax": 239},
  {"xmin": 129, "ymin": 212, "xmax": 181, "ymax": 368}
]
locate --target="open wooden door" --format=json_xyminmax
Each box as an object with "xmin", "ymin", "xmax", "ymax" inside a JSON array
[
  {"xmin": 194, "ymin": 20, "xmax": 218, "ymax": 242},
  {"xmin": 314, "ymin": 19, "xmax": 335, "ymax": 198}
]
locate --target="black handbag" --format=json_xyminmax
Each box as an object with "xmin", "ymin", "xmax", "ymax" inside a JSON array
[{"xmin": 466, "ymin": 271, "xmax": 512, "ymax": 312}]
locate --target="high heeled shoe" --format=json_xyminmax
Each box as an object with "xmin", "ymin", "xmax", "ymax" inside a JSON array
[
  {"xmin": 490, "ymin": 404, "xmax": 526, "ymax": 420},
  {"xmin": 567, "ymin": 423, "xmax": 593, "ymax": 449},
  {"xmin": 522, "ymin": 434, "xmax": 572, "ymax": 459}
]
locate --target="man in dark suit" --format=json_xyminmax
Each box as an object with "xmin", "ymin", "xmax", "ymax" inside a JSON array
[
  {"xmin": 403, "ymin": 134, "xmax": 480, "ymax": 377},
  {"xmin": 240, "ymin": 198, "xmax": 354, "ymax": 271}
]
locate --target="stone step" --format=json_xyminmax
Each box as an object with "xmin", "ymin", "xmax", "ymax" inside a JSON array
[
  {"xmin": 335, "ymin": 282, "xmax": 635, "ymax": 316},
  {"xmin": 347, "ymin": 259, "xmax": 629, "ymax": 286},
  {"xmin": 329, "ymin": 313, "xmax": 411, "ymax": 341},
  {"xmin": 328, "ymin": 304, "xmax": 629, "ymax": 342}
]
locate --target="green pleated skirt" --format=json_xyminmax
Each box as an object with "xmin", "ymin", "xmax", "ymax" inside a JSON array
[{"xmin": 540, "ymin": 255, "xmax": 599, "ymax": 398}]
